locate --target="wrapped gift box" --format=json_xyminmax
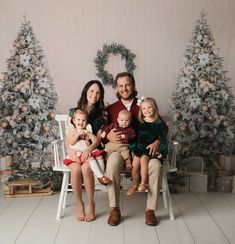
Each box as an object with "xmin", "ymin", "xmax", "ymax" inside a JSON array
[
  {"xmin": 218, "ymin": 155, "xmax": 235, "ymax": 171},
  {"xmin": 218, "ymin": 170, "xmax": 233, "ymax": 177},
  {"xmin": 232, "ymin": 176, "xmax": 235, "ymax": 194},
  {"xmin": 176, "ymin": 174, "xmax": 190, "ymax": 192},
  {"xmin": 215, "ymin": 176, "xmax": 233, "ymax": 192},
  {"xmin": 0, "ymin": 156, "xmax": 12, "ymax": 174},
  {"xmin": 183, "ymin": 157, "xmax": 205, "ymax": 174},
  {"xmin": 218, "ymin": 155, "xmax": 225, "ymax": 169},
  {"xmin": 224, "ymin": 155, "xmax": 235, "ymax": 171},
  {"xmin": 189, "ymin": 173, "xmax": 208, "ymax": 192},
  {"xmin": 31, "ymin": 160, "xmax": 52, "ymax": 168}
]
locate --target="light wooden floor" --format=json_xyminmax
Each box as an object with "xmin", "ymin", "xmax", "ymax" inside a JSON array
[{"xmin": 1, "ymin": 186, "xmax": 235, "ymax": 244}]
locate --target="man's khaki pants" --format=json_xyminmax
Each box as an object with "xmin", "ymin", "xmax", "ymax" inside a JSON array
[
  {"xmin": 104, "ymin": 142, "xmax": 130, "ymax": 161},
  {"xmin": 106, "ymin": 152, "xmax": 162, "ymax": 210}
]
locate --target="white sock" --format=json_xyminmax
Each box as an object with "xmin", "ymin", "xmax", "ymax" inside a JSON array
[
  {"xmin": 97, "ymin": 159, "xmax": 105, "ymax": 173},
  {"xmin": 89, "ymin": 159, "xmax": 103, "ymax": 178}
]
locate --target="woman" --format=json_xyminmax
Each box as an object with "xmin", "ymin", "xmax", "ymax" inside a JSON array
[{"xmin": 65, "ymin": 80, "xmax": 107, "ymax": 222}]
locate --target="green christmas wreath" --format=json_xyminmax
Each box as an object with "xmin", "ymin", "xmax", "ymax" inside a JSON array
[{"xmin": 94, "ymin": 42, "xmax": 136, "ymax": 87}]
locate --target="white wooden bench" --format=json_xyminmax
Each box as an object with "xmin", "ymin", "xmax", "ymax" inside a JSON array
[{"xmin": 52, "ymin": 114, "xmax": 179, "ymax": 220}]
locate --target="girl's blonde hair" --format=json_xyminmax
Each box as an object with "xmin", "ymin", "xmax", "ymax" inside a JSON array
[
  {"xmin": 73, "ymin": 109, "xmax": 88, "ymax": 118},
  {"xmin": 138, "ymin": 97, "xmax": 159, "ymax": 123},
  {"xmin": 71, "ymin": 109, "xmax": 88, "ymax": 126}
]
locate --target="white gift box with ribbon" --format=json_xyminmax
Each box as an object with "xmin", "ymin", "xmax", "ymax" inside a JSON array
[{"xmin": 0, "ymin": 156, "xmax": 12, "ymax": 172}]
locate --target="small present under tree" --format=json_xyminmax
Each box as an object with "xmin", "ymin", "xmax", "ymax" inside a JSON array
[
  {"xmin": 170, "ymin": 12, "xmax": 235, "ymax": 190},
  {"xmin": 0, "ymin": 16, "xmax": 58, "ymax": 171}
]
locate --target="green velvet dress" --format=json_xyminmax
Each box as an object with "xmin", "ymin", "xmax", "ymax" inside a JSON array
[{"xmin": 129, "ymin": 120, "xmax": 168, "ymax": 158}]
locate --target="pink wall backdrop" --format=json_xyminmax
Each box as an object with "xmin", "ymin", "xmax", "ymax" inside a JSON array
[{"xmin": 0, "ymin": 0, "xmax": 234, "ymax": 115}]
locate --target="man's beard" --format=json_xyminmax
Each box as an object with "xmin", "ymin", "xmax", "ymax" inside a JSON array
[{"xmin": 120, "ymin": 92, "xmax": 134, "ymax": 100}]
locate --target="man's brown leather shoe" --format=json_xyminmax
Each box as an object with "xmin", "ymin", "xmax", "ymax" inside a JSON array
[
  {"xmin": 145, "ymin": 210, "xmax": 158, "ymax": 226},
  {"xmin": 108, "ymin": 207, "xmax": 121, "ymax": 226}
]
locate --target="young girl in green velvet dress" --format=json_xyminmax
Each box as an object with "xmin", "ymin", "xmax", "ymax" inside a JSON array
[{"xmin": 126, "ymin": 97, "xmax": 168, "ymax": 196}]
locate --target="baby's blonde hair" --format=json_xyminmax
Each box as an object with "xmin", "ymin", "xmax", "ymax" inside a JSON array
[
  {"xmin": 138, "ymin": 97, "xmax": 159, "ymax": 122},
  {"xmin": 118, "ymin": 109, "xmax": 132, "ymax": 119}
]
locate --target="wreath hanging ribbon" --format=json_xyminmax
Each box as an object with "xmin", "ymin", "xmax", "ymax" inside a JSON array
[{"xmin": 94, "ymin": 42, "xmax": 137, "ymax": 88}]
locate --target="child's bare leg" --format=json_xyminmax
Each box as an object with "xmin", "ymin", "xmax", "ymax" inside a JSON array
[
  {"xmin": 126, "ymin": 156, "xmax": 140, "ymax": 196},
  {"xmin": 140, "ymin": 155, "xmax": 150, "ymax": 185},
  {"xmin": 132, "ymin": 156, "xmax": 140, "ymax": 186},
  {"xmin": 68, "ymin": 163, "xmax": 84, "ymax": 220},
  {"xmin": 138, "ymin": 155, "xmax": 150, "ymax": 191}
]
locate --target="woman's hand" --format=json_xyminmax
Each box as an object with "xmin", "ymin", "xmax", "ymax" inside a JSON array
[
  {"xmin": 80, "ymin": 148, "xmax": 92, "ymax": 162},
  {"xmin": 146, "ymin": 140, "xmax": 160, "ymax": 157},
  {"xmin": 107, "ymin": 128, "xmax": 123, "ymax": 143},
  {"xmin": 67, "ymin": 147, "xmax": 81, "ymax": 163}
]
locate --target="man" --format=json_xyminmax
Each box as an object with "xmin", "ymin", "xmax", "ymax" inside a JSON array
[{"xmin": 105, "ymin": 72, "xmax": 162, "ymax": 226}]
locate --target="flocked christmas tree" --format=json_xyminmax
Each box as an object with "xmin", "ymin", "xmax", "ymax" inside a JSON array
[
  {"xmin": 0, "ymin": 16, "xmax": 58, "ymax": 171},
  {"xmin": 0, "ymin": 78, "xmax": 4, "ymax": 118},
  {"xmin": 170, "ymin": 12, "xmax": 235, "ymax": 189}
]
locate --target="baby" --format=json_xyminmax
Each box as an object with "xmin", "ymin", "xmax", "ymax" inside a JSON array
[{"xmin": 101, "ymin": 110, "xmax": 136, "ymax": 171}]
